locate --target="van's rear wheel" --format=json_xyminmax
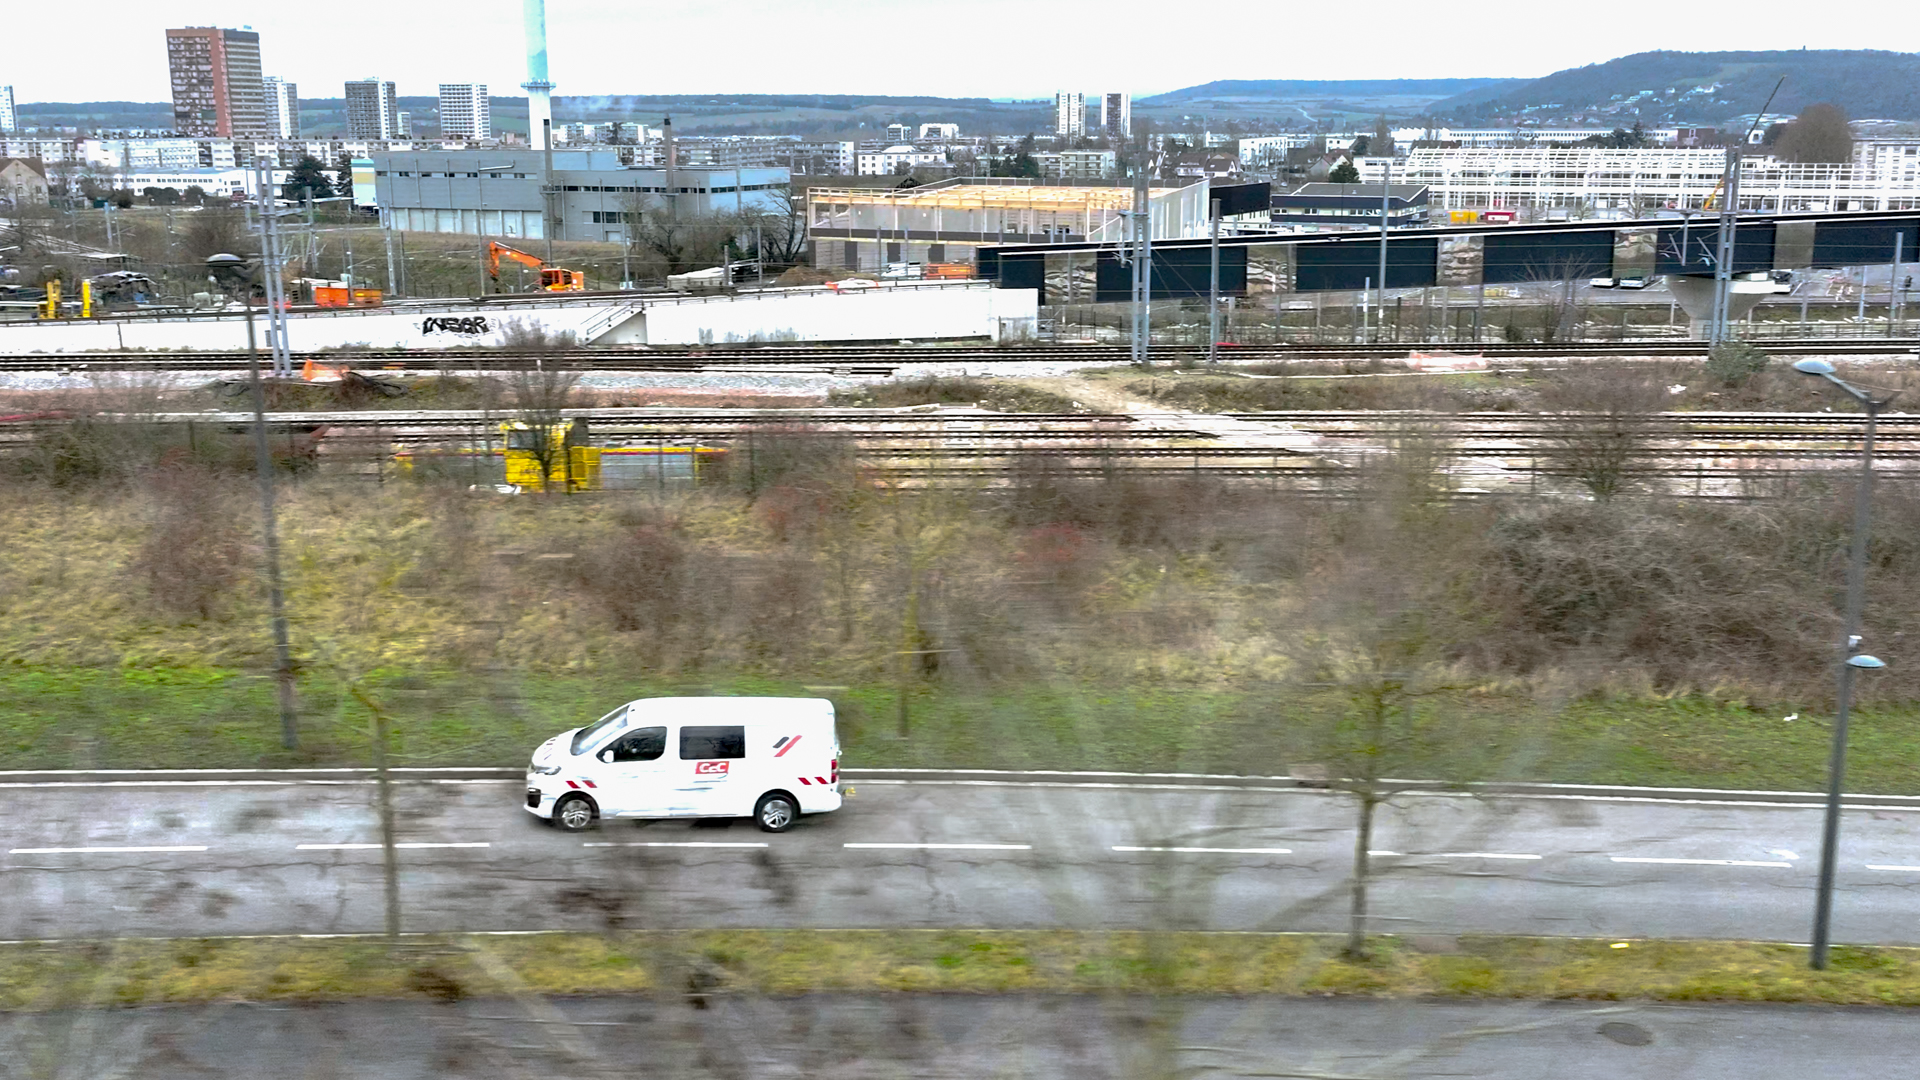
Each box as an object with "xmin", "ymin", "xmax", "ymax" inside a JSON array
[
  {"xmin": 755, "ymin": 792, "xmax": 797, "ymax": 833},
  {"xmin": 553, "ymin": 794, "xmax": 597, "ymax": 832}
]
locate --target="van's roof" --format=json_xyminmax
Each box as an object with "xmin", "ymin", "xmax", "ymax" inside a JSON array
[{"xmin": 619, "ymin": 696, "xmax": 834, "ymax": 721}]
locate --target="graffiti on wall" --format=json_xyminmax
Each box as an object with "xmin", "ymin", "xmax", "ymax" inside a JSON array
[{"xmin": 422, "ymin": 317, "xmax": 490, "ymax": 335}]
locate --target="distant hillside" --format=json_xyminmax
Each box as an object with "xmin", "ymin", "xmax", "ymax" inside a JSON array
[
  {"xmin": 1141, "ymin": 79, "xmax": 1519, "ymax": 105},
  {"xmin": 1434, "ymin": 50, "xmax": 1920, "ymax": 121}
]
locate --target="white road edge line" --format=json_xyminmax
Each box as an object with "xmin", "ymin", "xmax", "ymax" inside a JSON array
[
  {"xmin": 294, "ymin": 842, "xmax": 491, "ymax": 850},
  {"xmin": 1111, "ymin": 846, "xmax": 1293, "ymax": 855},
  {"xmin": 1432, "ymin": 852, "xmax": 1544, "ymax": 860},
  {"xmin": 1865, "ymin": 864, "xmax": 1920, "ymax": 872},
  {"xmin": 581, "ymin": 842, "xmax": 770, "ymax": 849},
  {"xmin": 1611, "ymin": 856, "xmax": 1793, "ymax": 868},
  {"xmin": 8, "ymin": 845, "xmax": 209, "ymax": 855},
  {"xmin": 843, "ymin": 843, "xmax": 1032, "ymax": 851}
]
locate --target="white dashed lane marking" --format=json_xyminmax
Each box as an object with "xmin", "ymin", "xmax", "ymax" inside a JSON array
[
  {"xmin": 1112, "ymin": 846, "xmax": 1293, "ymax": 855},
  {"xmin": 1430, "ymin": 852, "xmax": 1543, "ymax": 860},
  {"xmin": 1865, "ymin": 864, "xmax": 1920, "ymax": 872},
  {"xmin": 295, "ymin": 842, "xmax": 491, "ymax": 851},
  {"xmin": 844, "ymin": 843, "xmax": 1032, "ymax": 851},
  {"xmin": 1611, "ymin": 856, "xmax": 1793, "ymax": 868}
]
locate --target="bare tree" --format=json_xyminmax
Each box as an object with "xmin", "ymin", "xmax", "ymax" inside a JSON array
[
  {"xmin": 501, "ymin": 322, "xmax": 583, "ymax": 492},
  {"xmin": 1535, "ymin": 361, "xmax": 1669, "ymax": 501}
]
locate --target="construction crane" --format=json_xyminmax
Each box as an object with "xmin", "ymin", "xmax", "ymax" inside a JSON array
[{"xmin": 486, "ymin": 242, "xmax": 585, "ymax": 292}]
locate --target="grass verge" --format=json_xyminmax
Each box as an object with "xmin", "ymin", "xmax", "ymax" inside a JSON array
[
  {"xmin": 5, "ymin": 666, "xmax": 1920, "ymax": 795},
  {"xmin": 7, "ymin": 932, "xmax": 1920, "ymax": 1010}
]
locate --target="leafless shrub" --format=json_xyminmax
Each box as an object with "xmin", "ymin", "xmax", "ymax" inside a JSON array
[{"xmin": 1535, "ymin": 362, "xmax": 1670, "ymax": 501}]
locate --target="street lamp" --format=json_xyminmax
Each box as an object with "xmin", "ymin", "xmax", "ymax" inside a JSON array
[
  {"xmin": 206, "ymin": 253, "xmax": 300, "ymax": 751},
  {"xmin": 1796, "ymin": 357, "xmax": 1895, "ymax": 969}
]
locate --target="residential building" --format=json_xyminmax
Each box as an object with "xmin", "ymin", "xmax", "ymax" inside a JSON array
[
  {"xmin": 0, "ymin": 157, "xmax": 48, "ymax": 206},
  {"xmin": 0, "ymin": 87, "xmax": 15, "ymax": 134},
  {"xmin": 1269, "ymin": 182, "xmax": 1430, "ymax": 231},
  {"xmin": 856, "ymin": 144, "xmax": 945, "ymax": 176},
  {"xmin": 1854, "ymin": 140, "xmax": 1920, "ymax": 186},
  {"xmin": 1099, "ymin": 93, "xmax": 1130, "ymax": 139},
  {"xmin": 1236, "ymin": 134, "xmax": 1320, "ymax": 170},
  {"xmin": 344, "ymin": 79, "xmax": 398, "ymax": 141},
  {"xmin": 1053, "ymin": 92, "xmax": 1085, "ymax": 138},
  {"xmin": 886, "ymin": 123, "xmax": 910, "ymax": 143},
  {"xmin": 807, "ymin": 177, "xmax": 1210, "ymax": 270},
  {"xmin": 397, "ymin": 111, "xmax": 412, "ymax": 138},
  {"xmin": 1051, "ymin": 149, "xmax": 1117, "ymax": 181},
  {"xmin": 438, "ymin": 84, "xmax": 490, "ymax": 140},
  {"xmin": 371, "ymin": 149, "xmax": 788, "ymax": 239},
  {"xmin": 918, "ymin": 123, "xmax": 959, "ymax": 141},
  {"xmin": 1168, "ymin": 151, "xmax": 1241, "ymax": 183},
  {"xmin": 263, "ymin": 77, "xmax": 299, "ymax": 139},
  {"xmin": 165, "ymin": 27, "xmax": 266, "ymax": 137}
]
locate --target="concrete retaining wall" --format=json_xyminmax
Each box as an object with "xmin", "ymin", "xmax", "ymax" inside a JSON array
[
  {"xmin": 601, "ymin": 283, "xmax": 1038, "ymax": 345},
  {"xmin": 0, "ymin": 283, "xmax": 1038, "ymax": 352}
]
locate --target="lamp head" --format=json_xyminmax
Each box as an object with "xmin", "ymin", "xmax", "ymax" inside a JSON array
[
  {"xmin": 1793, "ymin": 359, "xmax": 1837, "ymax": 377},
  {"xmin": 1847, "ymin": 654, "xmax": 1887, "ymax": 670}
]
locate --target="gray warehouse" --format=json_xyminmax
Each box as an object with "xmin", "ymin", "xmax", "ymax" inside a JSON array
[{"xmin": 371, "ymin": 149, "xmax": 789, "ymax": 240}]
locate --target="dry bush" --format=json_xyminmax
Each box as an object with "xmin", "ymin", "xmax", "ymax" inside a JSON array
[
  {"xmin": 128, "ymin": 465, "xmax": 247, "ymax": 622},
  {"xmin": 1535, "ymin": 362, "xmax": 1670, "ymax": 501},
  {"xmin": 1466, "ymin": 498, "xmax": 1865, "ymax": 695}
]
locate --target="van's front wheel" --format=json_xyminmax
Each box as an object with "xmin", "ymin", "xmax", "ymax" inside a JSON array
[
  {"xmin": 553, "ymin": 794, "xmax": 597, "ymax": 832},
  {"xmin": 755, "ymin": 792, "xmax": 797, "ymax": 833}
]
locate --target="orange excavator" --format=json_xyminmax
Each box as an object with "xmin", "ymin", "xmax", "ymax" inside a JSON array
[{"xmin": 486, "ymin": 242, "xmax": 585, "ymax": 292}]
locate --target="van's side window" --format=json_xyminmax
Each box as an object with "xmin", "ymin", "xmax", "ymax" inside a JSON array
[
  {"xmin": 679, "ymin": 725, "xmax": 746, "ymax": 760},
  {"xmin": 609, "ymin": 727, "xmax": 667, "ymax": 762}
]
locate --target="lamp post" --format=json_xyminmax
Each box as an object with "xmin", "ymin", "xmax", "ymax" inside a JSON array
[
  {"xmin": 206, "ymin": 253, "xmax": 299, "ymax": 752},
  {"xmin": 1796, "ymin": 357, "xmax": 1894, "ymax": 969}
]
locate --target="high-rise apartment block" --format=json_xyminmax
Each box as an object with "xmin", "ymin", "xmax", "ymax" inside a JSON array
[
  {"xmin": 165, "ymin": 27, "xmax": 265, "ymax": 137},
  {"xmin": 1054, "ymin": 92, "xmax": 1085, "ymax": 138},
  {"xmin": 1100, "ymin": 93, "xmax": 1131, "ymax": 139},
  {"xmin": 0, "ymin": 86, "xmax": 15, "ymax": 133},
  {"xmin": 345, "ymin": 79, "xmax": 398, "ymax": 140},
  {"xmin": 438, "ymin": 84, "xmax": 490, "ymax": 139},
  {"xmin": 263, "ymin": 77, "xmax": 299, "ymax": 139},
  {"xmin": 397, "ymin": 111, "xmax": 411, "ymax": 137}
]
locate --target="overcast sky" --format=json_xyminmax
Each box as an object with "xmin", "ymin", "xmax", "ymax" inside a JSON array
[{"xmin": 8, "ymin": 1, "xmax": 1917, "ymax": 103}]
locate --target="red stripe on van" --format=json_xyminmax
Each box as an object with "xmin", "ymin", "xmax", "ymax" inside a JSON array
[{"xmin": 774, "ymin": 735, "xmax": 802, "ymax": 758}]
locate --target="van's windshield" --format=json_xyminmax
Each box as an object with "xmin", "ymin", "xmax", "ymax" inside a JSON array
[{"xmin": 570, "ymin": 706, "xmax": 628, "ymax": 755}]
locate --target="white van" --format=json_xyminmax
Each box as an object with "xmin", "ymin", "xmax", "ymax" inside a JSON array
[{"xmin": 524, "ymin": 697, "xmax": 842, "ymax": 833}]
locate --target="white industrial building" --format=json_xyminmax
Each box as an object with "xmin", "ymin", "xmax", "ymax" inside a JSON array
[
  {"xmin": 118, "ymin": 166, "xmax": 290, "ymax": 199},
  {"xmin": 438, "ymin": 84, "xmax": 490, "ymax": 139},
  {"xmin": 1853, "ymin": 140, "xmax": 1920, "ymax": 186},
  {"xmin": 1397, "ymin": 147, "xmax": 1920, "ymax": 213}
]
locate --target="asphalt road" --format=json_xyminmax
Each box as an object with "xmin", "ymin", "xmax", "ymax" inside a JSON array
[
  {"xmin": 7, "ymin": 995, "xmax": 1911, "ymax": 1080},
  {"xmin": 7, "ymin": 772, "xmax": 1920, "ymax": 943}
]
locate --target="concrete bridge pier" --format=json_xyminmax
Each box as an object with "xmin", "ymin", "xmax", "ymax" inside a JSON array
[{"xmin": 1664, "ymin": 274, "xmax": 1775, "ymax": 339}]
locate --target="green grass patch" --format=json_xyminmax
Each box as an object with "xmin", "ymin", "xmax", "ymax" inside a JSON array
[
  {"xmin": 3, "ymin": 666, "xmax": 1918, "ymax": 795},
  {"xmin": 6, "ymin": 932, "xmax": 1920, "ymax": 1009}
]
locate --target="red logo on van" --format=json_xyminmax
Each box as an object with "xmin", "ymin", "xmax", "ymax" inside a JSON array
[{"xmin": 694, "ymin": 761, "xmax": 730, "ymax": 776}]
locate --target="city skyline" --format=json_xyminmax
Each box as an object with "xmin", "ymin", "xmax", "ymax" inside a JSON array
[{"xmin": 5, "ymin": 0, "xmax": 1908, "ymax": 104}]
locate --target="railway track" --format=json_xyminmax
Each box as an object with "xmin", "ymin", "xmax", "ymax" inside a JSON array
[{"xmin": 2, "ymin": 337, "xmax": 1919, "ymax": 374}]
